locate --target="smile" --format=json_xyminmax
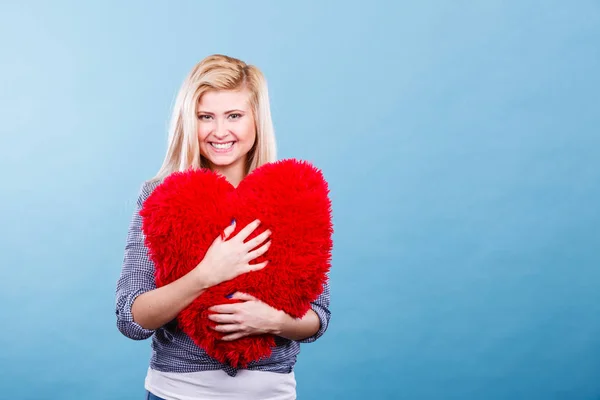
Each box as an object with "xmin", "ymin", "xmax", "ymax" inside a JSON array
[{"xmin": 210, "ymin": 141, "xmax": 235, "ymax": 150}]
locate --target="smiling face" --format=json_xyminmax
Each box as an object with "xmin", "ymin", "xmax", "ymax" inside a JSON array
[{"xmin": 197, "ymin": 89, "xmax": 257, "ymax": 183}]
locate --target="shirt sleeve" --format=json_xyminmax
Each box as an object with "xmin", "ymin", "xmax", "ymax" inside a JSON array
[
  {"xmin": 115, "ymin": 181, "xmax": 158, "ymax": 340},
  {"xmin": 296, "ymin": 278, "xmax": 331, "ymax": 343}
]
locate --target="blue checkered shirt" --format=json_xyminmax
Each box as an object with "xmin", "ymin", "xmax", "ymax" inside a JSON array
[{"xmin": 115, "ymin": 180, "xmax": 331, "ymax": 377}]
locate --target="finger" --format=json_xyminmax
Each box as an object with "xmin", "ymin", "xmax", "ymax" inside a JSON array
[
  {"xmin": 208, "ymin": 303, "xmax": 239, "ymax": 314},
  {"xmin": 234, "ymin": 219, "xmax": 261, "ymax": 243},
  {"xmin": 245, "ymin": 260, "xmax": 269, "ymax": 273},
  {"xmin": 207, "ymin": 313, "xmax": 239, "ymax": 324},
  {"xmin": 246, "ymin": 240, "xmax": 271, "ymax": 262},
  {"xmin": 221, "ymin": 332, "xmax": 247, "ymax": 341},
  {"xmin": 221, "ymin": 220, "xmax": 236, "ymax": 241},
  {"xmin": 211, "ymin": 324, "xmax": 243, "ymax": 333},
  {"xmin": 244, "ymin": 228, "xmax": 272, "ymax": 251},
  {"xmin": 231, "ymin": 292, "xmax": 257, "ymax": 301}
]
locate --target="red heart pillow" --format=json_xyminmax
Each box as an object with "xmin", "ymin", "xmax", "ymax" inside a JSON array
[{"xmin": 139, "ymin": 158, "xmax": 333, "ymax": 368}]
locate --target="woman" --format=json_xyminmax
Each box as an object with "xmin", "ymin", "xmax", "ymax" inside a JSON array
[{"xmin": 114, "ymin": 54, "xmax": 331, "ymax": 400}]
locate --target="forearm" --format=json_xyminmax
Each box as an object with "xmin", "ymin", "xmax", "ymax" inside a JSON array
[
  {"xmin": 131, "ymin": 269, "xmax": 207, "ymax": 330},
  {"xmin": 273, "ymin": 309, "xmax": 321, "ymax": 341}
]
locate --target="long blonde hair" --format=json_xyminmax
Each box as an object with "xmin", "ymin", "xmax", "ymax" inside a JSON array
[{"xmin": 150, "ymin": 54, "xmax": 277, "ymax": 182}]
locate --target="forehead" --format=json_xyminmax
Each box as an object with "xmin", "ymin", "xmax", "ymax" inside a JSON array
[{"xmin": 197, "ymin": 89, "xmax": 251, "ymax": 111}]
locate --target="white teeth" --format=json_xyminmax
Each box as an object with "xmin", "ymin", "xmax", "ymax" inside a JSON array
[{"xmin": 211, "ymin": 142, "xmax": 234, "ymax": 149}]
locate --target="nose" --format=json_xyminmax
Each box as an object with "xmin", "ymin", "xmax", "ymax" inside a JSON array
[{"xmin": 213, "ymin": 120, "xmax": 229, "ymax": 140}]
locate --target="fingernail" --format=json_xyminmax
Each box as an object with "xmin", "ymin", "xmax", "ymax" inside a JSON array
[
  {"xmin": 225, "ymin": 293, "xmax": 233, "ymax": 299},
  {"xmin": 231, "ymin": 218, "xmax": 236, "ymax": 225}
]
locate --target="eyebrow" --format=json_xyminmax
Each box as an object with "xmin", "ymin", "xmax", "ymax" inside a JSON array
[{"xmin": 197, "ymin": 109, "xmax": 245, "ymax": 115}]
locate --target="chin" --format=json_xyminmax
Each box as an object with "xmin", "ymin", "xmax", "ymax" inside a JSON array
[
  {"xmin": 202, "ymin": 145, "xmax": 252, "ymax": 168},
  {"xmin": 210, "ymin": 160, "xmax": 239, "ymax": 167},
  {"xmin": 202, "ymin": 154, "xmax": 244, "ymax": 169}
]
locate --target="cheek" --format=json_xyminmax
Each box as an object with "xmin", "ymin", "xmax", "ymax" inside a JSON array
[
  {"xmin": 197, "ymin": 125, "xmax": 210, "ymax": 141},
  {"xmin": 240, "ymin": 121, "xmax": 257, "ymax": 142}
]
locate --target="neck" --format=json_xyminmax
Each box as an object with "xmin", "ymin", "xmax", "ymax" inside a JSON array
[{"xmin": 211, "ymin": 159, "xmax": 246, "ymax": 188}]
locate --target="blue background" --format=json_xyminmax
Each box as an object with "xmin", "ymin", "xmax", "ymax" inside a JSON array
[{"xmin": 1, "ymin": 1, "xmax": 599, "ymax": 399}]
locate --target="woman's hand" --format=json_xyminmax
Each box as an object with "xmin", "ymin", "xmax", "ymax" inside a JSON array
[
  {"xmin": 207, "ymin": 292, "xmax": 284, "ymax": 341},
  {"xmin": 194, "ymin": 220, "xmax": 271, "ymax": 289}
]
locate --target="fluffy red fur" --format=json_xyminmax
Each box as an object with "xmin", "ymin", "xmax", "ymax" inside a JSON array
[{"xmin": 140, "ymin": 158, "xmax": 333, "ymax": 368}]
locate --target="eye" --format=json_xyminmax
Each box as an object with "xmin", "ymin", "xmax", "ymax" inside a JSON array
[
  {"xmin": 228, "ymin": 113, "xmax": 242, "ymax": 120},
  {"xmin": 197, "ymin": 114, "xmax": 212, "ymax": 121}
]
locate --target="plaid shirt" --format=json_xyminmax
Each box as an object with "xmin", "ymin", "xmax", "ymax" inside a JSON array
[{"xmin": 115, "ymin": 180, "xmax": 331, "ymax": 377}]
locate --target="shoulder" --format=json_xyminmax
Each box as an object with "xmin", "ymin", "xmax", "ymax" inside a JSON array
[
  {"xmin": 136, "ymin": 179, "xmax": 163, "ymax": 206},
  {"xmin": 140, "ymin": 179, "xmax": 162, "ymax": 197}
]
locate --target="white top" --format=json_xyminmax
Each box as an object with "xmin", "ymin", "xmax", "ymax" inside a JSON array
[{"xmin": 145, "ymin": 367, "xmax": 297, "ymax": 400}]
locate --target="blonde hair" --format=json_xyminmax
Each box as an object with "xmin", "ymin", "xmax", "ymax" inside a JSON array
[{"xmin": 150, "ymin": 54, "xmax": 277, "ymax": 182}]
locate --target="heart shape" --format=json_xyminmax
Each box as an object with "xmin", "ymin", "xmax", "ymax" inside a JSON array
[{"xmin": 140, "ymin": 158, "xmax": 333, "ymax": 367}]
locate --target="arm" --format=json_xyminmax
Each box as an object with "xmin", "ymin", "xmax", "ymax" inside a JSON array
[
  {"xmin": 209, "ymin": 279, "xmax": 331, "ymax": 343},
  {"xmin": 116, "ymin": 182, "xmax": 270, "ymax": 338},
  {"xmin": 288, "ymin": 280, "xmax": 331, "ymax": 343},
  {"xmin": 131, "ymin": 269, "xmax": 207, "ymax": 331},
  {"xmin": 274, "ymin": 308, "xmax": 322, "ymax": 342},
  {"xmin": 115, "ymin": 181, "xmax": 207, "ymax": 338}
]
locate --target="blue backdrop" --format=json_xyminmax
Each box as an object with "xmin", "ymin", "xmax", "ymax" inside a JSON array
[{"xmin": 1, "ymin": 1, "xmax": 599, "ymax": 399}]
